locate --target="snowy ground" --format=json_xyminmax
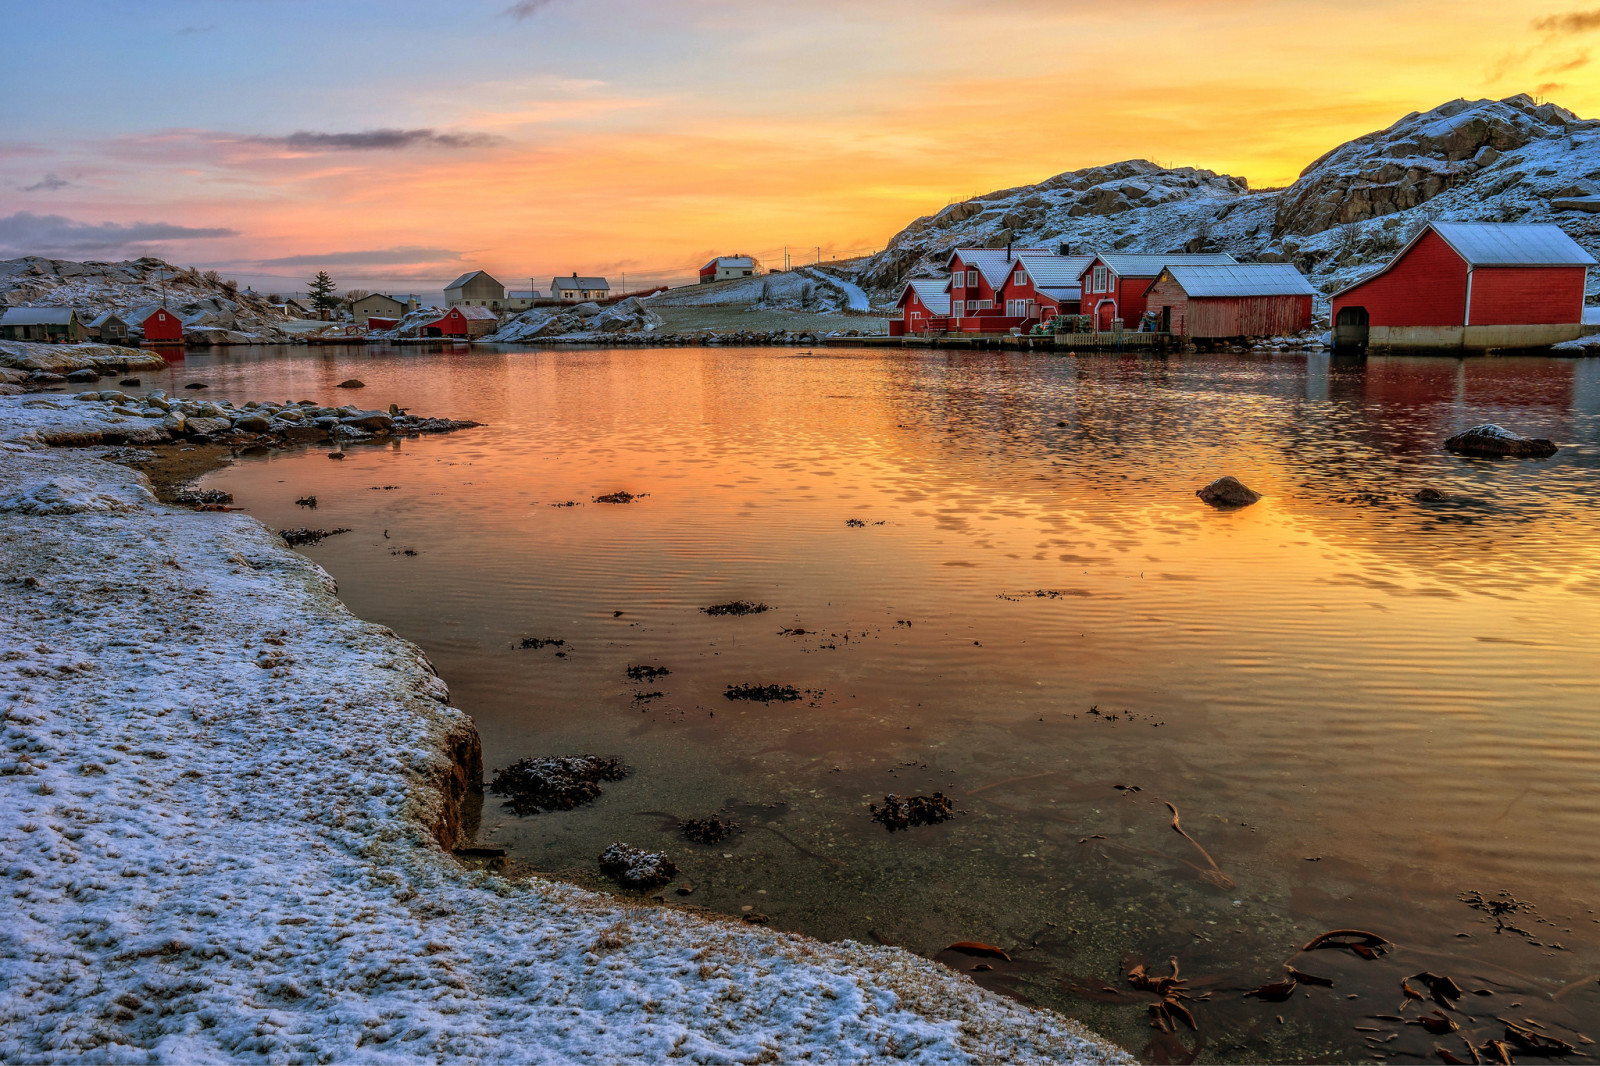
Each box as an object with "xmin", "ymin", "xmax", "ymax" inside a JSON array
[{"xmin": 0, "ymin": 394, "xmax": 1128, "ymax": 1064}]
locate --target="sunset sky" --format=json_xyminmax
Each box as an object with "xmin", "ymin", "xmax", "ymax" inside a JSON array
[{"xmin": 2, "ymin": 0, "xmax": 1595, "ymax": 294}]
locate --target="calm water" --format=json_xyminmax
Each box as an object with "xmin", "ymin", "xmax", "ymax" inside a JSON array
[{"xmin": 127, "ymin": 344, "xmax": 1600, "ymax": 1062}]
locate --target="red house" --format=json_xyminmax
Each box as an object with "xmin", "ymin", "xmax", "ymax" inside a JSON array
[
  {"xmin": 995, "ymin": 252, "xmax": 1092, "ymax": 323},
  {"xmin": 1330, "ymin": 222, "xmax": 1595, "ymax": 351},
  {"xmin": 418, "ymin": 306, "xmax": 498, "ymax": 339},
  {"xmin": 1143, "ymin": 264, "xmax": 1315, "ymax": 339},
  {"xmin": 1076, "ymin": 253, "xmax": 1237, "ymax": 331},
  {"xmin": 136, "ymin": 306, "xmax": 184, "ymax": 344},
  {"xmin": 890, "ymin": 278, "xmax": 951, "ymax": 336},
  {"xmin": 946, "ymin": 247, "xmax": 1048, "ymax": 329}
]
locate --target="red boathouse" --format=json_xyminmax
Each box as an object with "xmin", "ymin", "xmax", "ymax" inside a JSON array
[
  {"xmin": 1076, "ymin": 253, "xmax": 1238, "ymax": 331},
  {"xmin": 1330, "ymin": 222, "xmax": 1595, "ymax": 351},
  {"xmin": 1143, "ymin": 264, "xmax": 1315, "ymax": 339},
  {"xmin": 138, "ymin": 307, "xmax": 184, "ymax": 344}
]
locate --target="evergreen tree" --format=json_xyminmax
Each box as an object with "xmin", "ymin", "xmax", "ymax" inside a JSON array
[{"xmin": 307, "ymin": 271, "xmax": 339, "ymax": 312}]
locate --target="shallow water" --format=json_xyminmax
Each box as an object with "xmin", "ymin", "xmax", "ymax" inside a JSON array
[{"xmin": 133, "ymin": 342, "xmax": 1600, "ymax": 1061}]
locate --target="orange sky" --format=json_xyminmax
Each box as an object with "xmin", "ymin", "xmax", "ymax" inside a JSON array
[{"xmin": 1, "ymin": 0, "xmax": 1595, "ymax": 291}]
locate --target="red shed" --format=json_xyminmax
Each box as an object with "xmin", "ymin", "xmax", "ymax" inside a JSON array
[
  {"xmin": 891, "ymin": 278, "xmax": 950, "ymax": 336},
  {"xmin": 1076, "ymin": 253, "xmax": 1238, "ymax": 330},
  {"xmin": 138, "ymin": 306, "xmax": 184, "ymax": 344},
  {"xmin": 1144, "ymin": 264, "xmax": 1315, "ymax": 339},
  {"xmin": 1330, "ymin": 222, "xmax": 1595, "ymax": 351}
]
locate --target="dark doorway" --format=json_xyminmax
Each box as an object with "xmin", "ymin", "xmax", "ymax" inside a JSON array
[
  {"xmin": 1334, "ymin": 306, "xmax": 1369, "ymax": 353},
  {"xmin": 1159, "ymin": 306, "xmax": 1171, "ymax": 334}
]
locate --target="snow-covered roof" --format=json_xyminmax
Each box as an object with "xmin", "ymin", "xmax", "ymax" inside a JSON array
[
  {"xmin": 552, "ymin": 276, "xmax": 610, "ymax": 291},
  {"xmin": 456, "ymin": 306, "xmax": 499, "ymax": 320},
  {"xmin": 1082, "ymin": 253, "xmax": 1238, "ymax": 279},
  {"xmin": 507, "ymin": 290, "xmax": 541, "ymax": 299},
  {"xmin": 946, "ymin": 247, "xmax": 1049, "ymax": 288},
  {"xmin": 898, "ymin": 278, "xmax": 951, "ymax": 316},
  {"xmin": 445, "ymin": 270, "xmax": 499, "ymax": 292},
  {"xmin": 1430, "ymin": 222, "xmax": 1596, "ymax": 267},
  {"xmin": 702, "ymin": 256, "xmax": 755, "ymax": 271},
  {"xmin": 87, "ymin": 311, "xmax": 126, "ymax": 327},
  {"xmin": 1013, "ymin": 253, "xmax": 1094, "ymax": 288},
  {"xmin": 1154, "ymin": 264, "xmax": 1316, "ymax": 298},
  {"xmin": 354, "ymin": 293, "xmax": 407, "ymax": 307},
  {"xmin": 1, "ymin": 307, "xmax": 78, "ymax": 325}
]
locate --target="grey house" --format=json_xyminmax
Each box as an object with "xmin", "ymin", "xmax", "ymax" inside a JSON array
[
  {"xmin": 351, "ymin": 293, "xmax": 420, "ymax": 327},
  {"xmin": 550, "ymin": 274, "xmax": 610, "ymax": 302},
  {"xmin": 88, "ymin": 311, "xmax": 130, "ymax": 343},
  {"xmin": 0, "ymin": 307, "xmax": 86, "ymax": 343},
  {"xmin": 444, "ymin": 270, "xmax": 506, "ymax": 310}
]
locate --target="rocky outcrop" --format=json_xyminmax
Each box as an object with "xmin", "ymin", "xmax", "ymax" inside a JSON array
[
  {"xmin": 1443, "ymin": 424, "xmax": 1560, "ymax": 458},
  {"xmin": 0, "ymin": 340, "xmax": 168, "ymax": 374},
  {"xmin": 1274, "ymin": 95, "xmax": 1593, "ymax": 236},
  {"xmin": 1196, "ymin": 476, "xmax": 1261, "ymax": 507},
  {"xmin": 487, "ymin": 297, "xmax": 661, "ymax": 342}
]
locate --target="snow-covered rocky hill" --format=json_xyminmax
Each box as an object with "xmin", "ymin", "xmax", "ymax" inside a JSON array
[
  {"xmin": 0, "ymin": 256, "xmax": 295, "ymax": 343},
  {"xmin": 859, "ymin": 94, "xmax": 1600, "ymax": 309}
]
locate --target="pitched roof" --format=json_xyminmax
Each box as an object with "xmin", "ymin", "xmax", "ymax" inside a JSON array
[
  {"xmin": 1, "ymin": 307, "xmax": 77, "ymax": 325},
  {"xmin": 1154, "ymin": 264, "xmax": 1316, "ymax": 298},
  {"xmin": 1333, "ymin": 222, "xmax": 1596, "ymax": 298},
  {"xmin": 88, "ymin": 311, "xmax": 126, "ymax": 327},
  {"xmin": 457, "ymin": 306, "xmax": 499, "ymax": 320},
  {"xmin": 445, "ymin": 270, "xmax": 501, "ymax": 291},
  {"xmin": 354, "ymin": 293, "xmax": 406, "ymax": 307},
  {"xmin": 1429, "ymin": 222, "xmax": 1595, "ymax": 267},
  {"xmin": 898, "ymin": 278, "xmax": 951, "ymax": 316},
  {"xmin": 702, "ymin": 256, "xmax": 755, "ymax": 271},
  {"xmin": 1081, "ymin": 253, "xmax": 1238, "ymax": 279},
  {"xmin": 1013, "ymin": 252, "xmax": 1095, "ymax": 288},
  {"xmin": 946, "ymin": 247, "xmax": 1049, "ymax": 288},
  {"xmin": 551, "ymin": 276, "xmax": 610, "ymax": 291}
]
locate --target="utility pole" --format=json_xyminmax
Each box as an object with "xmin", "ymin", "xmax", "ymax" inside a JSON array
[
  {"xmin": 530, "ymin": 277, "xmax": 536, "ymax": 309},
  {"xmin": 815, "ymin": 246, "xmax": 820, "ymax": 266},
  {"xmin": 783, "ymin": 246, "xmax": 789, "ymax": 271}
]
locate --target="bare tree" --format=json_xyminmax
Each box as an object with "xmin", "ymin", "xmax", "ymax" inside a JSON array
[{"xmin": 799, "ymin": 281, "xmax": 816, "ymax": 310}]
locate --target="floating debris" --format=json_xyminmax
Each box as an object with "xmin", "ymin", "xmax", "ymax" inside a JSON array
[
  {"xmin": 724, "ymin": 683, "xmax": 801, "ymax": 702},
  {"xmin": 678, "ymin": 817, "xmax": 740, "ymax": 845},
  {"xmin": 593, "ymin": 491, "xmax": 645, "ymax": 504},
  {"xmin": 703, "ymin": 600, "xmax": 770, "ymax": 616},
  {"xmin": 845, "ymin": 518, "xmax": 866, "ymax": 527},
  {"xmin": 488, "ymin": 755, "xmax": 630, "ymax": 815},
  {"xmin": 173, "ymin": 488, "xmax": 234, "ymax": 507},
  {"xmin": 631, "ymin": 691, "xmax": 664, "ymax": 703},
  {"xmin": 519, "ymin": 637, "xmax": 566, "ymax": 650},
  {"xmin": 869, "ymin": 792, "xmax": 955, "ymax": 831},
  {"xmin": 626, "ymin": 664, "xmax": 671, "ymax": 681},
  {"xmin": 1302, "ymin": 929, "xmax": 1394, "ymax": 958},
  {"xmin": 1128, "ymin": 957, "xmax": 1199, "ymax": 1033},
  {"xmin": 597, "ymin": 842, "xmax": 676, "ymax": 890},
  {"xmin": 278, "ymin": 527, "xmax": 351, "ymax": 547},
  {"xmin": 295, "ymin": 495, "xmax": 318, "ymax": 508}
]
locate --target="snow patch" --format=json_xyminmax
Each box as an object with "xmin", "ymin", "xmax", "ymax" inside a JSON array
[{"xmin": 0, "ymin": 474, "xmax": 155, "ymax": 514}]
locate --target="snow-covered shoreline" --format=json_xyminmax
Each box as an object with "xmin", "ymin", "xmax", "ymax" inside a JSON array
[{"xmin": 0, "ymin": 395, "xmax": 1128, "ymax": 1064}]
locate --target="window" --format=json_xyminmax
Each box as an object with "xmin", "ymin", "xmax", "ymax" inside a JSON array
[
  {"xmin": 977, "ymin": 299, "xmax": 992, "ymax": 310},
  {"xmin": 1015, "ymin": 270, "xmax": 1026, "ymax": 285},
  {"xmin": 1092, "ymin": 266, "xmax": 1110, "ymax": 293},
  {"xmin": 967, "ymin": 269, "xmax": 979, "ymax": 288}
]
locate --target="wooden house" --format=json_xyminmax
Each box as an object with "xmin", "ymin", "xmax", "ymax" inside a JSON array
[
  {"xmin": 444, "ymin": 270, "xmax": 506, "ymax": 310},
  {"xmin": 995, "ymin": 253, "xmax": 1094, "ymax": 323},
  {"xmin": 1329, "ymin": 222, "xmax": 1595, "ymax": 351},
  {"xmin": 87, "ymin": 311, "xmax": 130, "ymax": 343},
  {"xmin": 1076, "ymin": 253, "xmax": 1238, "ymax": 331},
  {"xmin": 551, "ymin": 274, "xmax": 611, "ymax": 302},
  {"xmin": 351, "ymin": 293, "xmax": 419, "ymax": 328},
  {"xmin": 129, "ymin": 306, "xmax": 184, "ymax": 344},
  {"xmin": 0, "ymin": 307, "xmax": 86, "ymax": 343},
  {"xmin": 416, "ymin": 305, "xmax": 498, "ymax": 339},
  {"xmin": 890, "ymin": 278, "xmax": 952, "ymax": 336},
  {"xmin": 1143, "ymin": 264, "xmax": 1315, "ymax": 339},
  {"xmin": 699, "ymin": 256, "xmax": 760, "ymax": 283},
  {"xmin": 945, "ymin": 248, "xmax": 1048, "ymax": 327}
]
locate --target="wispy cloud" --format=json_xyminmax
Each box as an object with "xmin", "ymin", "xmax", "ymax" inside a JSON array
[
  {"xmin": 255, "ymin": 246, "xmax": 464, "ymax": 267},
  {"xmin": 248, "ymin": 128, "xmax": 503, "ymax": 152},
  {"xmin": 0, "ymin": 212, "xmax": 237, "ymax": 258},
  {"xmin": 504, "ymin": 0, "xmax": 562, "ymax": 20},
  {"xmin": 1532, "ymin": 7, "xmax": 1600, "ymax": 33},
  {"xmin": 22, "ymin": 174, "xmax": 72, "ymax": 192}
]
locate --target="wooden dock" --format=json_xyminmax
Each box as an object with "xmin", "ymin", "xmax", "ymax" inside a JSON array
[{"xmin": 827, "ymin": 331, "xmax": 1175, "ymax": 351}]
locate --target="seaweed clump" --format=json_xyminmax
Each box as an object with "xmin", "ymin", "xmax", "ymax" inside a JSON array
[
  {"xmin": 703, "ymin": 601, "xmax": 769, "ymax": 616},
  {"xmin": 279, "ymin": 527, "xmax": 351, "ymax": 547},
  {"xmin": 626, "ymin": 664, "xmax": 671, "ymax": 681},
  {"xmin": 724, "ymin": 683, "xmax": 801, "ymax": 702},
  {"xmin": 679, "ymin": 817, "xmax": 740, "ymax": 845},
  {"xmin": 488, "ymin": 755, "xmax": 630, "ymax": 815},
  {"xmin": 870, "ymin": 792, "xmax": 955, "ymax": 831},
  {"xmin": 598, "ymin": 842, "xmax": 677, "ymax": 890}
]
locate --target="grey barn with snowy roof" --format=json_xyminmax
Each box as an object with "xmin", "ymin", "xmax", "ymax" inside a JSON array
[
  {"xmin": 0, "ymin": 307, "xmax": 86, "ymax": 343},
  {"xmin": 444, "ymin": 270, "xmax": 506, "ymax": 311}
]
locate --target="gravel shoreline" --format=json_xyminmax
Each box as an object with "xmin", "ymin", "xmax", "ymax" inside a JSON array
[{"xmin": 0, "ymin": 394, "xmax": 1129, "ymax": 1064}]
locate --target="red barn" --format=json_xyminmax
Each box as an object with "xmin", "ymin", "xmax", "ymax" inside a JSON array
[
  {"xmin": 1076, "ymin": 253, "xmax": 1238, "ymax": 331},
  {"xmin": 136, "ymin": 306, "xmax": 184, "ymax": 344},
  {"xmin": 996, "ymin": 252, "xmax": 1092, "ymax": 323},
  {"xmin": 1143, "ymin": 264, "xmax": 1315, "ymax": 339},
  {"xmin": 891, "ymin": 278, "xmax": 951, "ymax": 336},
  {"xmin": 1331, "ymin": 222, "xmax": 1595, "ymax": 351}
]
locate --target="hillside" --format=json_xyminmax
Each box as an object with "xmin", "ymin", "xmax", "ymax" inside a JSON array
[
  {"xmin": 858, "ymin": 94, "xmax": 1600, "ymax": 309},
  {"xmin": 0, "ymin": 256, "xmax": 295, "ymax": 343}
]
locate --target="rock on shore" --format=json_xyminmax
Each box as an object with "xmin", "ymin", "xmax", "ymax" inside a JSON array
[
  {"xmin": 0, "ymin": 394, "xmax": 1129, "ymax": 1065},
  {"xmin": 0, "ymin": 340, "xmax": 169, "ymax": 375},
  {"xmin": 1443, "ymin": 423, "xmax": 1560, "ymax": 458}
]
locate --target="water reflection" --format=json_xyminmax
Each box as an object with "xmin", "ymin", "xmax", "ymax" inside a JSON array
[{"xmin": 135, "ymin": 343, "xmax": 1600, "ymax": 1063}]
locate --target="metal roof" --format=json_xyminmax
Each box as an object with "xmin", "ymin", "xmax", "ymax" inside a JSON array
[
  {"xmin": 1155, "ymin": 264, "xmax": 1315, "ymax": 298},
  {"xmin": 445, "ymin": 270, "xmax": 500, "ymax": 291},
  {"xmin": 1013, "ymin": 252, "xmax": 1095, "ymax": 288},
  {"xmin": 552, "ymin": 276, "xmax": 610, "ymax": 290},
  {"xmin": 702, "ymin": 256, "xmax": 755, "ymax": 271},
  {"xmin": 899, "ymin": 278, "xmax": 951, "ymax": 315},
  {"xmin": 1082, "ymin": 253, "xmax": 1237, "ymax": 279},
  {"xmin": 457, "ymin": 306, "xmax": 499, "ymax": 320},
  {"xmin": 946, "ymin": 247, "xmax": 1049, "ymax": 288},
  {"xmin": 1, "ymin": 307, "xmax": 78, "ymax": 325},
  {"xmin": 1430, "ymin": 222, "xmax": 1596, "ymax": 267},
  {"xmin": 88, "ymin": 311, "xmax": 126, "ymax": 327}
]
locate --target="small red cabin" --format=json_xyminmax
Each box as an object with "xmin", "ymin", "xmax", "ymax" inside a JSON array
[
  {"xmin": 1077, "ymin": 253, "xmax": 1238, "ymax": 330},
  {"xmin": 1330, "ymin": 222, "xmax": 1595, "ymax": 351},
  {"xmin": 139, "ymin": 307, "xmax": 183, "ymax": 343},
  {"xmin": 891, "ymin": 278, "xmax": 951, "ymax": 336},
  {"xmin": 1143, "ymin": 264, "xmax": 1315, "ymax": 339},
  {"xmin": 419, "ymin": 306, "xmax": 497, "ymax": 339}
]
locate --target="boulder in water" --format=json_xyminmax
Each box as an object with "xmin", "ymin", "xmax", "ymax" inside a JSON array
[
  {"xmin": 1196, "ymin": 476, "xmax": 1261, "ymax": 507},
  {"xmin": 336, "ymin": 379, "xmax": 365, "ymax": 389},
  {"xmin": 1444, "ymin": 424, "xmax": 1558, "ymax": 458}
]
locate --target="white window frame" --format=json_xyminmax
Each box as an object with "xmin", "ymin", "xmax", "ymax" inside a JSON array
[
  {"xmin": 1092, "ymin": 265, "xmax": 1110, "ymax": 293},
  {"xmin": 1015, "ymin": 270, "xmax": 1026, "ymax": 285},
  {"xmin": 977, "ymin": 299, "xmax": 992, "ymax": 310},
  {"xmin": 967, "ymin": 269, "xmax": 979, "ymax": 288}
]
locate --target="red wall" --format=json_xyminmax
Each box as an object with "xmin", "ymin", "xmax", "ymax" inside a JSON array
[
  {"xmin": 1332, "ymin": 229, "xmax": 1468, "ymax": 327},
  {"xmin": 1079, "ymin": 257, "xmax": 1159, "ymax": 327},
  {"xmin": 897, "ymin": 292, "xmax": 938, "ymax": 334},
  {"xmin": 141, "ymin": 309, "xmax": 182, "ymax": 342},
  {"xmin": 1468, "ymin": 266, "xmax": 1587, "ymax": 325},
  {"xmin": 996, "ymin": 269, "xmax": 1069, "ymax": 320},
  {"xmin": 948, "ymin": 254, "xmax": 1001, "ymax": 319}
]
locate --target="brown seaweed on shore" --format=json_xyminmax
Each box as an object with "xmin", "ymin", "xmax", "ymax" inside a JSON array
[
  {"xmin": 1301, "ymin": 929, "xmax": 1394, "ymax": 957},
  {"xmin": 869, "ymin": 792, "xmax": 955, "ymax": 831},
  {"xmin": 593, "ymin": 491, "xmax": 647, "ymax": 504},
  {"xmin": 1129, "ymin": 957, "xmax": 1200, "ymax": 1033},
  {"xmin": 488, "ymin": 755, "xmax": 630, "ymax": 815},
  {"xmin": 724, "ymin": 683, "xmax": 801, "ymax": 702},
  {"xmin": 626, "ymin": 664, "xmax": 671, "ymax": 681},
  {"xmin": 945, "ymin": 941, "xmax": 1011, "ymax": 961},
  {"xmin": 703, "ymin": 600, "xmax": 770, "ymax": 616},
  {"xmin": 278, "ymin": 526, "xmax": 351, "ymax": 547},
  {"xmin": 1163, "ymin": 801, "xmax": 1235, "ymax": 889},
  {"xmin": 1243, "ymin": 978, "xmax": 1299, "ymax": 1002},
  {"xmin": 678, "ymin": 817, "xmax": 740, "ymax": 845}
]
